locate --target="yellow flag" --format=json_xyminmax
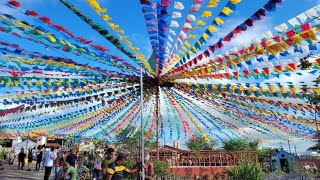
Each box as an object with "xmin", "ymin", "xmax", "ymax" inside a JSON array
[
  {"xmin": 230, "ymin": 0, "xmax": 241, "ymax": 4},
  {"xmin": 101, "ymin": 14, "xmax": 111, "ymax": 21},
  {"xmin": 201, "ymin": 11, "xmax": 212, "ymax": 18},
  {"xmin": 181, "ymin": 45, "xmax": 187, "ymax": 51},
  {"xmin": 188, "ymin": 34, "xmax": 197, "ymax": 39},
  {"xmin": 45, "ymin": 34, "xmax": 56, "ymax": 43},
  {"xmin": 107, "ymin": 22, "xmax": 119, "ymax": 29},
  {"xmin": 196, "ymin": 20, "xmax": 206, "ymax": 26},
  {"xmin": 207, "ymin": 0, "xmax": 219, "ymax": 7},
  {"xmin": 185, "ymin": 40, "xmax": 191, "ymax": 47},
  {"xmin": 202, "ymin": 33, "xmax": 209, "ymax": 40},
  {"xmin": 123, "ymin": 39, "xmax": 133, "ymax": 46},
  {"xmin": 214, "ymin": 17, "xmax": 224, "ymax": 25},
  {"xmin": 13, "ymin": 20, "xmax": 30, "ymax": 29},
  {"xmin": 221, "ymin": 7, "xmax": 233, "ymax": 15},
  {"xmin": 114, "ymin": 28, "xmax": 124, "ymax": 34}
]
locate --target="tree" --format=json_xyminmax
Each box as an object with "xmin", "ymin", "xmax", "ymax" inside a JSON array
[
  {"xmin": 299, "ymin": 54, "xmax": 320, "ymax": 136},
  {"xmin": 258, "ymin": 147, "xmax": 277, "ymax": 161},
  {"xmin": 298, "ymin": 54, "xmax": 313, "ymax": 70},
  {"xmin": 185, "ymin": 134, "xmax": 218, "ymax": 151},
  {"xmin": 223, "ymin": 139, "xmax": 259, "ymax": 151},
  {"xmin": 307, "ymin": 141, "xmax": 320, "ymax": 153},
  {"xmin": 115, "ymin": 128, "xmax": 157, "ymax": 156}
]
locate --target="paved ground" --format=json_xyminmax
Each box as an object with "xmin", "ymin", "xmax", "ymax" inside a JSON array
[
  {"xmin": 0, "ymin": 161, "xmax": 55, "ymax": 180},
  {"xmin": 264, "ymin": 173, "xmax": 313, "ymax": 180}
]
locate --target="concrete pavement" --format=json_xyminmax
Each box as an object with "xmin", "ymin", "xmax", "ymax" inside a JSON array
[{"xmin": 0, "ymin": 161, "xmax": 55, "ymax": 180}]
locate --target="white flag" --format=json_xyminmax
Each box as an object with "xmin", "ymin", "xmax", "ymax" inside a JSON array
[
  {"xmin": 296, "ymin": 13, "xmax": 308, "ymax": 23},
  {"xmin": 274, "ymin": 23, "xmax": 288, "ymax": 32},
  {"xmin": 288, "ymin": 17, "xmax": 300, "ymax": 27}
]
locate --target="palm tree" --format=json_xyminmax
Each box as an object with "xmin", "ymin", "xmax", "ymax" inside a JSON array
[
  {"xmin": 307, "ymin": 140, "xmax": 320, "ymax": 153},
  {"xmin": 298, "ymin": 54, "xmax": 313, "ymax": 70}
]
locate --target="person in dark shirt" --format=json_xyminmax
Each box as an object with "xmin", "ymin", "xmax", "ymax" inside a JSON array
[
  {"xmin": 18, "ymin": 148, "xmax": 26, "ymax": 170},
  {"xmin": 102, "ymin": 148, "xmax": 116, "ymax": 180},
  {"xmin": 66, "ymin": 148, "xmax": 77, "ymax": 167},
  {"xmin": 27, "ymin": 149, "xmax": 33, "ymax": 171},
  {"xmin": 35, "ymin": 146, "xmax": 43, "ymax": 171},
  {"xmin": 107, "ymin": 153, "xmax": 138, "ymax": 180}
]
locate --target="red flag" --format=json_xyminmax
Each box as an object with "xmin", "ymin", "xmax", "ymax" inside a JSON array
[
  {"xmin": 39, "ymin": 17, "xmax": 51, "ymax": 24},
  {"xmin": 243, "ymin": 69, "xmax": 250, "ymax": 76},
  {"xmin": 300, "ymin": 23, "xmax": 312, "ymax": 31},
  {"xmin": 286, "ymin": 30, "xmax": 295, "ymax": 38},
  {"xmin": 25, "ymin": 10, "xmax": 39, "ymax": 17},
  {"xmin": 262, "ymin": 67, "xmax": 270, "ymax": 75},
  {"xmin": 272, "ymin": 35, "xmax": 282, "ymax": 42},
  {"xmin": 7, "ymin": 1, "xmax": 20, "ymax": 7}
]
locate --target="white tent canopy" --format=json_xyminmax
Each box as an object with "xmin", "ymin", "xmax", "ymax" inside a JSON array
[{"xmin": 13, "ymin": 140, "xmax": 36, "ymax": 153}]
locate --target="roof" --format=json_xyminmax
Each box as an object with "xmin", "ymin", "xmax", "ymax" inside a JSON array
[{"xmin": 45, "ymin": 143, "xmax": 61, "ymax": 148}]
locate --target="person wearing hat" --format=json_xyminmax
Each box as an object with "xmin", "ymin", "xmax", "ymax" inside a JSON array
[{"xmin": 106, "ymin": 153, "xmax": 138, "ymax": 180}]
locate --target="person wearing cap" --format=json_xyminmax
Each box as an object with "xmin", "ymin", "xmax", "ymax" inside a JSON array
[{"xmin": 106, "ymin": 153, "xmax": 138, "ymax": 180}]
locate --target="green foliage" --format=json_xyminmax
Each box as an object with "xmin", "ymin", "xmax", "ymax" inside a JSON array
[
  {"xmin": 116, "ymin": 129, "xmax": 157, "ymax": 156},
  {"xmin": 298, "ymin": 55, "xmax": 313, "ymax": 70},
  {"xmin": 185, "ymin": 134, "xmax": 217, "ymax": 151},
  {"xmin": 150, "ymin": 159, "xmax": 169, "ymax": 175},
  {"xmin": 223, "ymin": 139, "xmax": 259, "ymax": 151},
  {"xmin": 123, "ymin": 158, "xmax": 138, "ymax": 180},
  {"xmin": 258, "ymin": 148, "xmax": 277, "ymax": 161},
  {"xmin": 307, "ymin": 139, "xmax": 320, "ymax": 153},
  {"xmin": 122, "ymin": 159, "xmax": 169, "ymax": 179},
  {"xmin": 314, "ymin": 75, "xmax": 320, "ymax": 85},
  {"xmin": 227, "ymin": 162, "xmax": 263, "ymax": 180}
]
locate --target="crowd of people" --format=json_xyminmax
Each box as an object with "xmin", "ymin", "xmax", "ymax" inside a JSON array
[{"xmin": 1, "ymin": 145, "xmax": 154, "ymax": 180}]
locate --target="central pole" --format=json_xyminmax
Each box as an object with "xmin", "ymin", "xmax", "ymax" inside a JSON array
[
  {"xmin": 156, "ymin": 86, "xmax": 160, "ymax": 160},
  {"xmin": 315, "ymin": 108, "xmax": 319, "ymax": 137},
  {"xmin": 140, "ymin": 67, "xmax": 145, "ymax": 180}
]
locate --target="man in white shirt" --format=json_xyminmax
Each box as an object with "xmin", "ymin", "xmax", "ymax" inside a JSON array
[{"xmin": 44, "ymin": 147, "xmax": 55, "ymax": 180}]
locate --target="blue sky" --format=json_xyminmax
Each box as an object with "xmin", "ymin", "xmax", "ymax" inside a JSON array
[{"xmin": 0, "ymin": 0, "xmax": 320, "ymax": 153}]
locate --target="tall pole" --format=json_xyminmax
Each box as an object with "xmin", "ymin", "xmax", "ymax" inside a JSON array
[
  {"xmin": 156, "ymin": 86, "xmax": 160, "ymax": 160},
  {"xmin": 315, "ymin": 108, "xmax": 319, "ymax": 137},
  {"xmin": 25, "ymin": 122, "xmax": 29, "ymax": 159},
  {"xmin": 140, "ymin": 67, "xmax": 145, "ymax": 180},
  {"xmin": 287, "ymin": 140, "xmax": 291, "ymax": 154}
]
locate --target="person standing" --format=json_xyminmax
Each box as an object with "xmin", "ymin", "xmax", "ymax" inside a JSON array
[
  {"xmin": 18, "ymin": 148, "xmax": 26, "ymax": 170},
  {"xmin": 62, "ymin": 162, "xmax": 77, "ymax": 180},
  {"xmin": 27, "ymin": 149, "xmax": 32, "ymax": 171},
  {"xmin": 35, "ymin": 146, "xmax": 43, "ymax": 171},
  {"xmin": 106, "ymin": 153, "xmax": 138, "ymax": 180},
  {"xmin": 91, "ymin": 157, "xmax": 102, "ymax": 180},
  {"xmin": 102, "ymin": 148, "xmax": 116, "ymax": 180},
  {"xmin": 66, "ymin": 148, "xmax": 77, "ymax": 167},
  {"xmin": 9, "ymin": 150, "xmax": 15, "ymax": 165},
  {"xmin": 138, "ymin": 152, "xmax": 154, "ymax": 180},
  {"xmin": 54, "ymin": 152, "xmax": 64, "ymax": 180},
  {"xmin": 77, "ymin": 159, "xmax": 89, "ymax": 180},
  {"xmin": 2, "ymin": 150, "xmax": 7, "ymax": 162},
  {"xmin": 44, "ymin": 147, "xmax": 55, "ymax": 180}
]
